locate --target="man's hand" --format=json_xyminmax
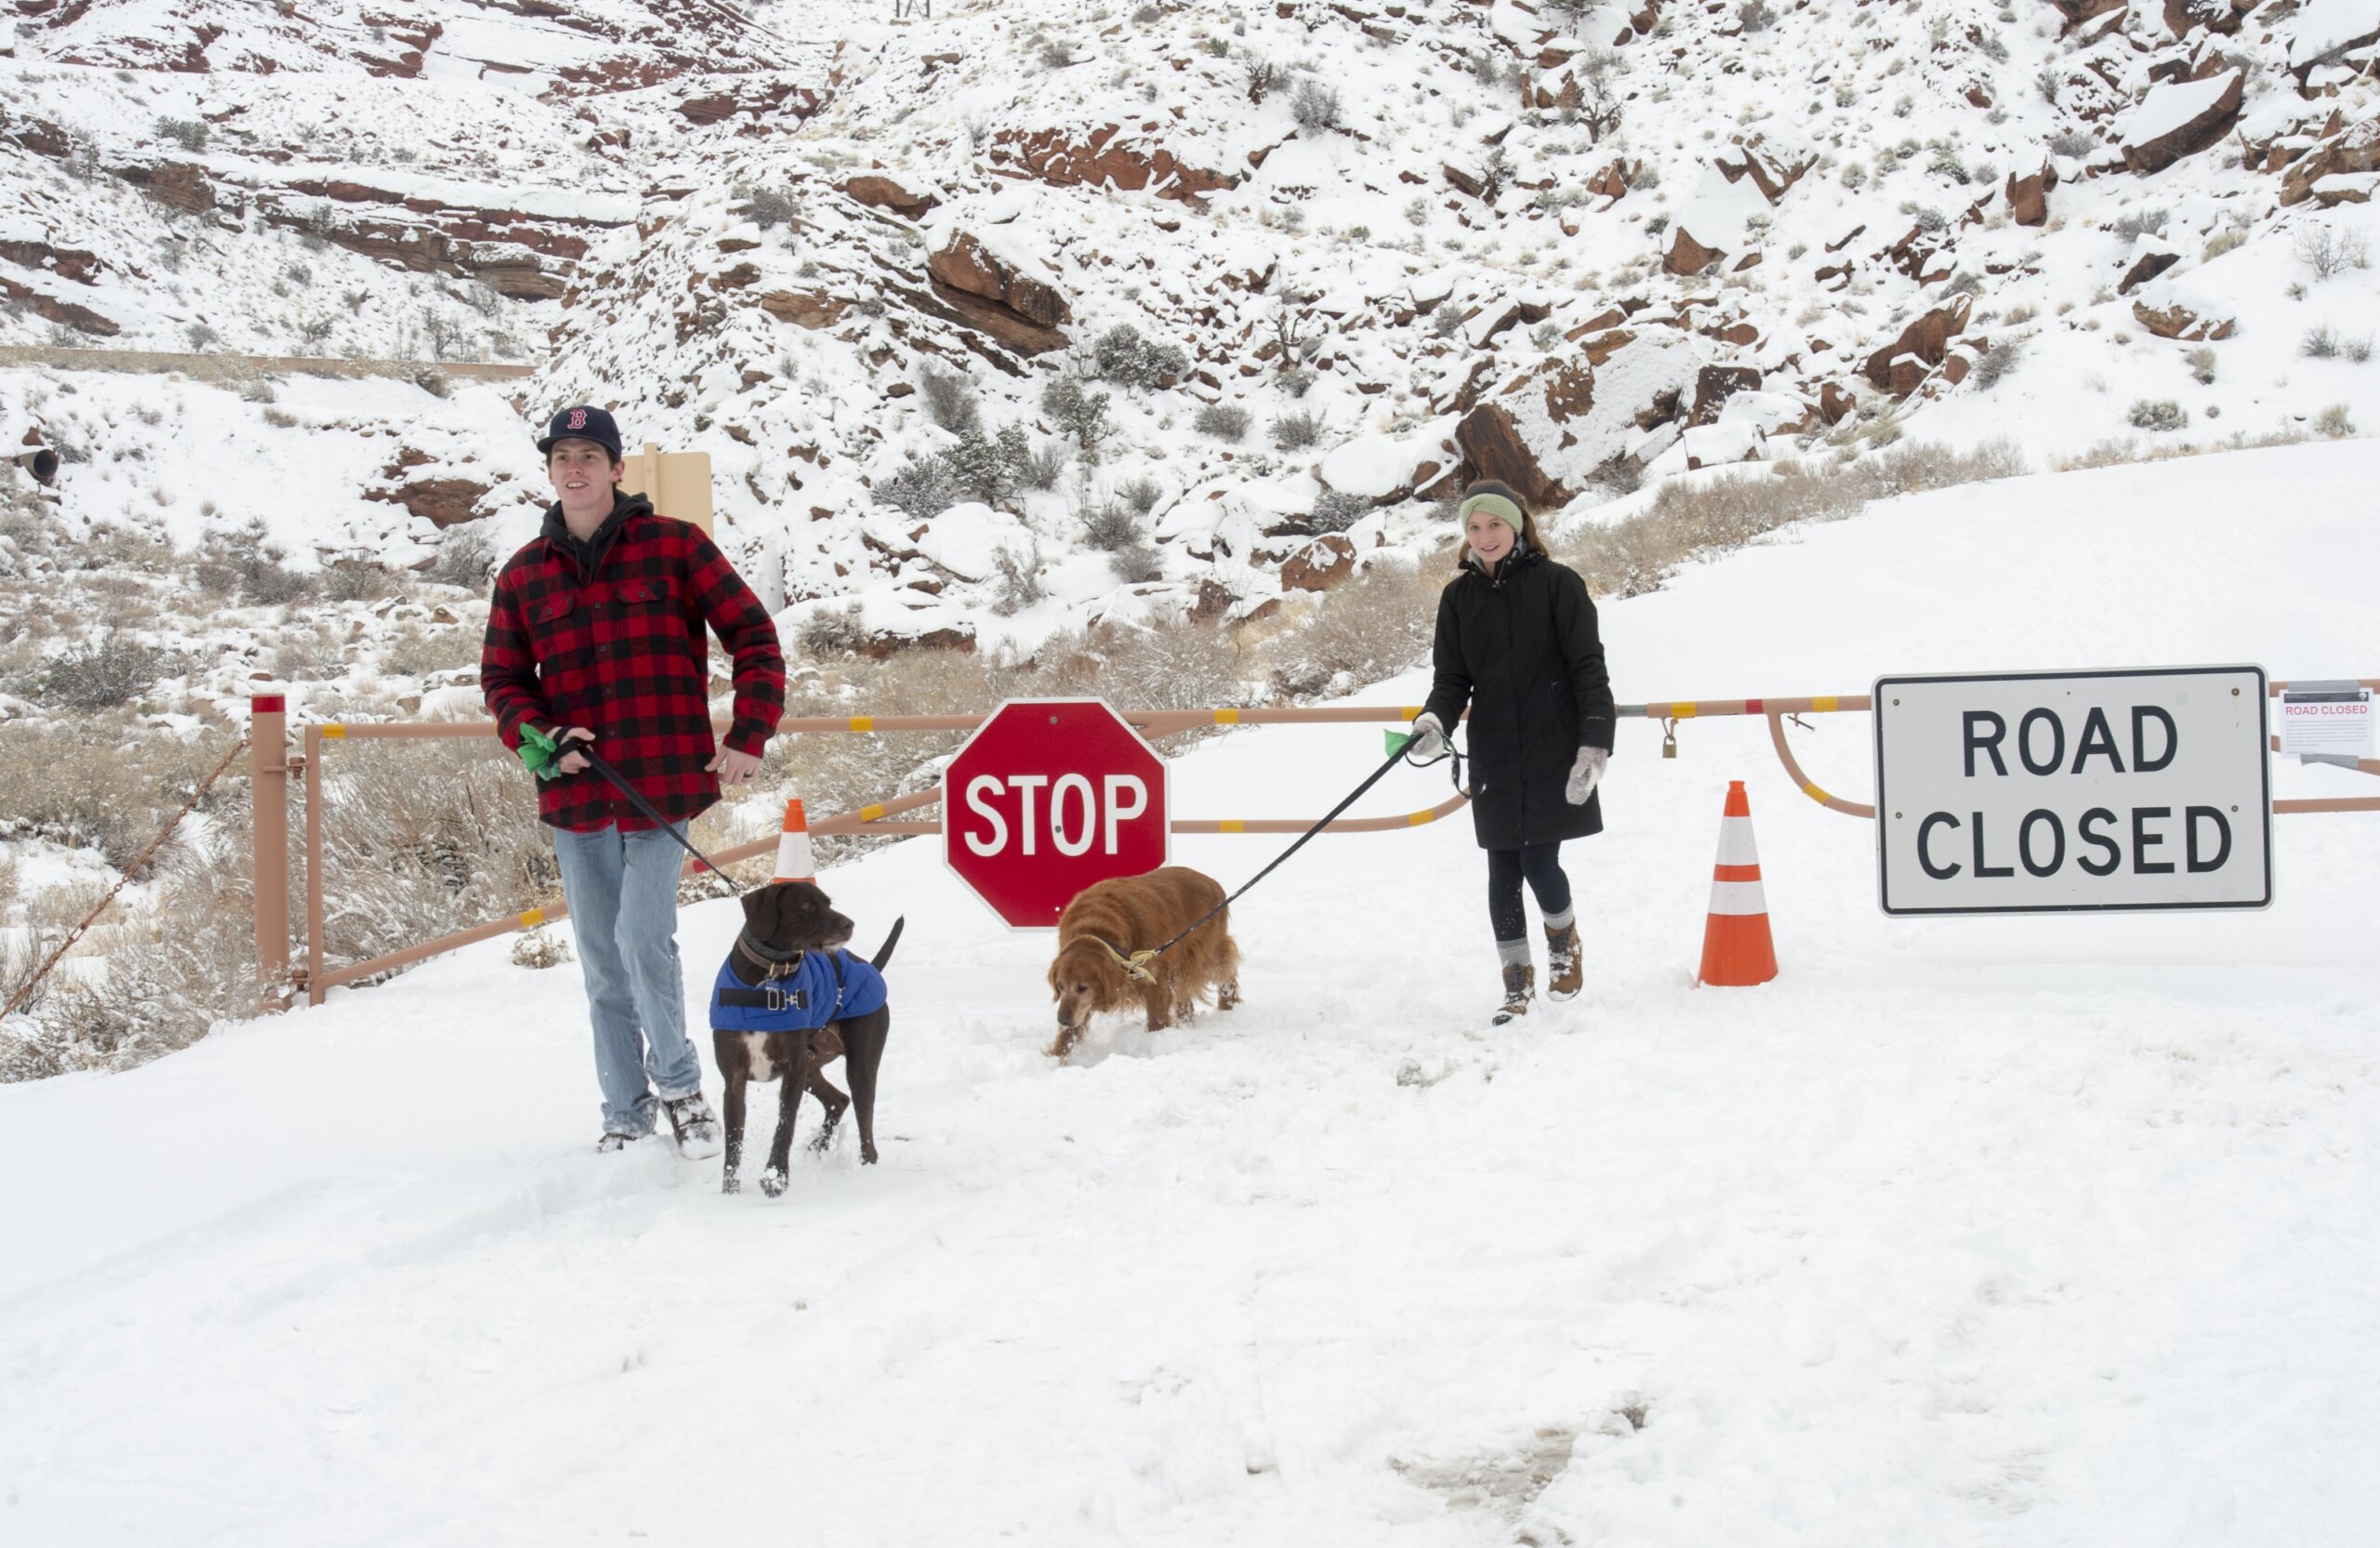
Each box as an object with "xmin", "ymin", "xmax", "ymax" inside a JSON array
[
  {"xmin": 554, "ymin": 726, "xmax": 595, "ymax": 774},
  {"xmin": 1405, "ymin": 713, "xmax": 1448, "ymax": 763},
  {"xmin": 707, "ymin": 747, "xmax": 763, "ymax": 787}
]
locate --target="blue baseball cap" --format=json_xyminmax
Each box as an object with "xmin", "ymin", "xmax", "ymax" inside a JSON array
[{"xmin": 536, "ymin": 404, "xmax": 624, "ymax": 459}]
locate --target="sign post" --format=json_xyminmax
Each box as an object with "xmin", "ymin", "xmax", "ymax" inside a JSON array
[
  {"xmin": 620, "ymin": 442, "xmax": 713, "ymax": 537},
  {"xmin": 1873, "ymin": 667, "xmax": 2270, "ymax": 915},
  {"xmin": 942, "ymin": 698, "xmax": 1170, "ymax": 929}
]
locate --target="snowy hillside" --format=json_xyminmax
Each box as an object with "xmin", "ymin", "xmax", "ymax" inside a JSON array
[
  {"xmin": 5, "ymin": 0, "xmax": 2379, "ymax": 642},
  {"xmin": 4, "ymin": 440, "xmax": 2377, "ymax": 1543}
]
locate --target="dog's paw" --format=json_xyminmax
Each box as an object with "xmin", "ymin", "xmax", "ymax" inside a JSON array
[
  {"xmin": 760, "ymin": 1170, "xmax": 787, "ymax": 1198},
  {"xmin": 721, "ymin": 1175, "xmax": 742, "ymax": 1195},
  {"xmin": 859, "ymin": 1144, "xmax": 879, "ymax": 1166}
]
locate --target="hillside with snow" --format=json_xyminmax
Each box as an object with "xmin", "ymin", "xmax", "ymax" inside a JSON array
[
  {"xmin": 4, "ymin": 0, "xmax": 2378, "ymax": 645},
  {"xmin": 4, "ymin": 439, "xmax": 2378, "ymax": 1543}
]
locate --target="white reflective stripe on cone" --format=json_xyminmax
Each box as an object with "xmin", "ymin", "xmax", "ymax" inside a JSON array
[
  {"xmin": 1713, "ymin": 817, "xmax": 1763, "ymax": 868},
  {"xmin": 773, "ymin": 830, "xmax": 815, "ymax": 880},
  {"xmin": 1706, "ymin": 880, "xmax": 1769, "ymax": 916}
]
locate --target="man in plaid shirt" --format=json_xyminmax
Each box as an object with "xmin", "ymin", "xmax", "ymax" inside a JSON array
[{"xmin": 483, "ymin": 406, "xmax": 786, "ymax": 1156}]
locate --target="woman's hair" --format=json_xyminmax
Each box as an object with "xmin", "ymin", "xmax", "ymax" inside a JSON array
[{"xmin": 1454, "ymin": 478, "xmax": 1544, "ymax": 564}]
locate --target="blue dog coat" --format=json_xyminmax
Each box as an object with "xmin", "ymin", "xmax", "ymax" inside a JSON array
[{"xmin": 709, "ymin": 949, "xmax": 888, "ymax": 1033}]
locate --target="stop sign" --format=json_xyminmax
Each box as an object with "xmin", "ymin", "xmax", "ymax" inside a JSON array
[{"xmin": 943, "ymin": 697, "xmax": 1170, "ymax": 929}]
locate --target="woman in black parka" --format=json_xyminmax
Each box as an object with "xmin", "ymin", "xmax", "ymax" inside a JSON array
[{"xmin": 1408, "ymin": 481, "xmax": 1614, "ymax": 1024}]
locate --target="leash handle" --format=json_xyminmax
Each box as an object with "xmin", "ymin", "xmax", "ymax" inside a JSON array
[{"xmin": 576, "ymin": 747, "xmax": 736, "ymax": 878}]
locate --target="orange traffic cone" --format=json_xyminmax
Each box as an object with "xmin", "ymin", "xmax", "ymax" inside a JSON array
[
  {"xmin": 772, "ymin": 799, "xmax": 816, "ymax": 883},
  {"xmin": 1697, "ymin": 780, "xmax": 1778, "ymax": 986}
]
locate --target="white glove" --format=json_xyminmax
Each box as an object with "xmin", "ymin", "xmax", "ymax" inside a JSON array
[
  {"xmin": 1405, "ymin": 713, "xmax": 1448, "ymax": 761},
  {"xmin": 1565, "ymin": 746, "xmax": 1608, "ymax": 805}
]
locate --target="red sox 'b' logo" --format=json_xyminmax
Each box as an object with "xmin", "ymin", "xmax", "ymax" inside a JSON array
[{"xmin": 566, "ymin": 407, "xmax": 588, "ymax": 430}]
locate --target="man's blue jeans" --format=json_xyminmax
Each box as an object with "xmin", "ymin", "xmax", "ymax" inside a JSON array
[{"xmin": 550, "ymin": 821, "xmax": 702, "ymax": 1137}]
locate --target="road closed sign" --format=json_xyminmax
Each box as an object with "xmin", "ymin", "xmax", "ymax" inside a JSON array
[{"xmin": 1873, "ymin": 667, "xmax": 2271, "ymax": 915}]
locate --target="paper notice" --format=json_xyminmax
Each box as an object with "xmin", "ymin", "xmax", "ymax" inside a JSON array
[{"xmin": 2277, "ymin": 688, "xmax": 2375, "ymax": 758}]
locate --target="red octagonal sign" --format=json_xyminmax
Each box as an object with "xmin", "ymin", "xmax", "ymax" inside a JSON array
[{"xmin": 943, "ymin": 698, "xmax": 1170, "ymax": 929}]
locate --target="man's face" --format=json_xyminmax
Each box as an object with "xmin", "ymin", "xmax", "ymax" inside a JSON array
[{"xmin": 547, "ymin": 439, "xmax": 622, "ymax": 509}]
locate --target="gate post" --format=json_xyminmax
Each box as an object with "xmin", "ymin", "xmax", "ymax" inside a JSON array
[{"xmin": 250, "ymin": 695, "xmax": 290, "ymax": 1010}]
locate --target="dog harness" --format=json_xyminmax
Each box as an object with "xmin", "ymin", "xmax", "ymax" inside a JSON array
[{"xmin": 709, "ymin": 948, "xmax": 887, "ymax": 1033}]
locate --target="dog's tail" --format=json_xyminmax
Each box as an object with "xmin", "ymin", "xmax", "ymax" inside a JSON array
[{"xmin": 870, "ymin": 916, "xmax": 905, "ymax": 972}]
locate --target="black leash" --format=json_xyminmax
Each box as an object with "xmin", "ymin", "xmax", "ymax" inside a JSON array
[
  {"xmin": 574, "ymin": 746, "xmax": 736, "ymax": 878},
  {"xmin": 1103, "ymin": 733, "xmax": 1464, "ymax": 982}
]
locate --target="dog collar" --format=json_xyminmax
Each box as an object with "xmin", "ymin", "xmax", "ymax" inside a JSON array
[{"xmin": 736, "ymin": 930, "xmax": 806, "ymax": 982}]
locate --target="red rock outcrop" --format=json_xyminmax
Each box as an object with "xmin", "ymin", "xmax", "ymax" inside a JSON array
[
  {"xmin": 994, "ymin": 126, "xmax": 1238, "ymax": 204},
  {"xmin": 2005, "ymin": 160, "xmax": 2057, "ymax": 226},
  {"xmin": 760, "ymin": 290, "xmax": 853, "ymax": 330},
  {"xmin": 842, "ymin": 174, "xmax": 939, "ymax": 218},
  {"xmin": 1456, "ymin": 403, "xmax": 1568, "ymax": 509},
  {"xmin": 1664, "ymin": 223, "xmax": 1723, "ymax": 277},
  {"xmin": 2117, "ymin": 249, "xmax": 2182, "ymax": 293},
  {"xmin": 2131, "ymin": 297, "xmax": 2235, "ymax": 341},
  {"xmin": 2281, "ymin": 121, "xmax": 2380, "ymax": 206},
  {"xmin": 2122, "ymin": 70, "xmax": 2243, "ymax": 175},
  {"xmin": 367, "ymin": 478, "xmax": 490, "ymax": 529},
  {"xmin": 928, "ymin": 232, "xmax": 1072, "ymax": 330},
  {"xmin": 1863, "ymin": 298, "xmax": 1973, "ymax": 395},
  {"xmin": 1280, "ymin": 535, "xmax": 1358, "ymax": 592},
  {"xmin": 1691, "ymin": 365, "xmax": 1762, "ymax": 425}
]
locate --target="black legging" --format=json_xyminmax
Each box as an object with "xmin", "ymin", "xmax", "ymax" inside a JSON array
[{"xmin": 1488, "ymin": 843, "xmax": 1572, "ymax": 943}]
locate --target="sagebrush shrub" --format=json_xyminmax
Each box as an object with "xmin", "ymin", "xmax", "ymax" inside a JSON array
[
  {"xmin": 2126, "ymin": 399, "xmax": 2188, "ymax": 432},
  {"xmin": 876, "ymin": 456, "xmax": 959, "ymax": 519},
  {"xmin": 1194, "ymin": 403, "xmax": 1250, "ymax": 441},
  {"xmin": 1271, "ymin": 411, "xmax": 1323, "ymax": 450},
  {"xmin": 427, "ymin": 522, "xmax": 497, "ymax": 589},
  {"xmin": 2294, "ymin": 226, "xmax": 2371, "ymax": 281},
  {"xmin": 1289, "ymin": 79, "xmax": 1342, "ymax": 131},
  {"xmin": 1091, "ymin": 324, "xmax": 1189, "ymax": 390},
  {"xmin": 1079, "ymin": 501, "xmax": 1144, "ymax": 552},
  {"xmin": 1310, "ymin": 489, "xmax": 1371, "ymax": 533},
  {"xmin": 1042, "ymin": 377, "xmax": 1114, "ymax": 454},
  {"xmin": 39, "ymin": 631, "xmax": 175, "ymax": 711},
  {"xmin": 919, "ymin": 366, "xmax": 981, "ymax": 432},
  {"xmin": 1971, "ymin": 337, "xmax": 2024, "ymax": 390}
]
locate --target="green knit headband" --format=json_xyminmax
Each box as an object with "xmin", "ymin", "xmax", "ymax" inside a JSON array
[{"xmin": 1458, "ymin": 491, "xmax": 1526, "ymax": 528}]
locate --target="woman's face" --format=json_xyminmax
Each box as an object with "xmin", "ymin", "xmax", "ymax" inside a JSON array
[{"xmin": 1466, "ymin": 510, "xmax": 1516, "ymax": 567}]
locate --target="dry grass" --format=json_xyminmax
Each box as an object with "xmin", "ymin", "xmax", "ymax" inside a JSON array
[
  {"xmin": 2049, "ymin": 426, "xmax": 2315, "ymax": 473},
  {"xmin": 1568, "ymin": 440, "xmax": 2030, "ymax": 598}
]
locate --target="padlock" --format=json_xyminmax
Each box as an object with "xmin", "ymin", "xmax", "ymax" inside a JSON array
[{"xmin": 1661, "ymin": 718, "xmax": 1678, "ymax": 760}]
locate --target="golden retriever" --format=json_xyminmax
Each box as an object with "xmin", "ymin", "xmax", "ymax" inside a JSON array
[{"xmin": 1046, "ymin": 867, "xmax": 1241, "ymax": 1059}]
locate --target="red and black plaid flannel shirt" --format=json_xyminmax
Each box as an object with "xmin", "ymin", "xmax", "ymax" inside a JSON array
[{"xmin": 482, "ymin": 496, "xmax": 785, "ymax": 832}]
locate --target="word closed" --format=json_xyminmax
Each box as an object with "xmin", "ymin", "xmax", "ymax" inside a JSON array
[{"xmin": 1873, "ymin": 667, "xmax": 2270, "ymax": 915}]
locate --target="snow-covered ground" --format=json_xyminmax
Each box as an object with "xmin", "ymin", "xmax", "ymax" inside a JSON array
[{"xmin": 6, "ymin": 440, "xmax": 2378, "ymax": 1544}]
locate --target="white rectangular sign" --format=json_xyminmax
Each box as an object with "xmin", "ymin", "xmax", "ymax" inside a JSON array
[
  {"xmin": 2277, "ymin": 687, "xmax": 2374, "ymax": 758},
  {"xmin": 1873, "ymin": 667, "xmax": 2271, "ymax": 915}
]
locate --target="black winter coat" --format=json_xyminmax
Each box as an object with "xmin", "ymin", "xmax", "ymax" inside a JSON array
[{"xmin": 1421, "ymin": 545, "xmax": 1615, "ymax": 851}]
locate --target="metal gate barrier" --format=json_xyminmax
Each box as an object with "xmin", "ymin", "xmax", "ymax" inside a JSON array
[{"xmin": 248, "ymin": 680, "xmax": 2379, "ymax": 1008}]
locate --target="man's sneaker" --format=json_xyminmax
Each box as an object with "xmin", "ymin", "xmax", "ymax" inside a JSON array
[
  {"xmin": 663, "ymin": 1092, "xmax": 723, "ymax": 1160},
  {"xmin": 595, "ymin": 1131, "xmax": 641, "ymax": 1154}
]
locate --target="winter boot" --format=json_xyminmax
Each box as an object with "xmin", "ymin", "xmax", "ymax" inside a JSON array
[
  {"xmin": 1491, "ymin": 962, "xmax": 1534, "ymax": 1026},
  {"xmin": 1545, "ymin": 920, "xmax": 1583, "ymax": 1001},
  {"xmin": 663, "ymin": 1092, "xmax": 723, "ymax": 1160},
  {"xmin": 595, "ymin": 1131, "xmax": 641, "ymax": 1154}
]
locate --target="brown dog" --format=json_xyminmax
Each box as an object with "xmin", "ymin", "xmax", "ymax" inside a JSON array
[
  {"xmin": 1046, "ymin": 866, "xmax": 1241, "ymax": 1059},
  {"xmin": 710, "ymin": 880, "xmax": 899, "ymax": 1196}
]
